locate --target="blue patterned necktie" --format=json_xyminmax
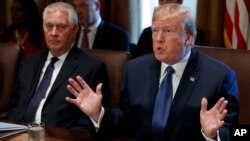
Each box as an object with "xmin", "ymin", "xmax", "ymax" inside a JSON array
[
  {"xmin": 23, "ymin": 57, "xmax": 58, "ymax": 122},
  {"xmin": 152, "ymin": 66, "xmax": 175, "ymax": 135}
]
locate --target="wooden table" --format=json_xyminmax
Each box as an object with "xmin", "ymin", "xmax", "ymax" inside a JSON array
[
  {"xmin": 0, "ymin": 121, "xmax": 137, "ymax": 141},
  {"xmin": 1, "ymin": 125, "xmax": 93, "ymax": 141}
]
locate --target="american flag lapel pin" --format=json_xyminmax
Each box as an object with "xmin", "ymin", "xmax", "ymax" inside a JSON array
[{"xmin": 190, "ymin": 76, "xmax": 195, "ymax": 82}]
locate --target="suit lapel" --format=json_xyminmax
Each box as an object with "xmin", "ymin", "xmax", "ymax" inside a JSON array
[
  {"xmin": 167, "ymin": 49, "xmax": 200, "ymax": 127},
  {"xmin": 26, "ymin": 50, "xmax": 49, "ymax": 104},
  {"xmin": 142, "ymin": 58, "xmax": 161, "ymax": 134}
]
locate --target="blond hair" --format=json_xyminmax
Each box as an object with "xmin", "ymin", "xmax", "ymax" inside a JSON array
[{"xmin": 153, "ymin": 4, "xmax": 197, "ymax": 44}]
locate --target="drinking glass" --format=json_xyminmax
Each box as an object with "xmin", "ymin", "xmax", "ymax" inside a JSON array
[{"xmin": 28, "ymin": 122, "xmax": 45, "ymax": 141}]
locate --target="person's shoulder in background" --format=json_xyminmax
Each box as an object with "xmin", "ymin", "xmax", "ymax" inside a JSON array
[
  {"xmin": 195, "ymin": 28, "xmax": 205, "ymax": 46},
  {"xmin": 95, "ymin": 20, "xmax": 130, "ymax": 51},
  {"xmin": 131, "ymin": 26, "xmax": 153, "ymax": 58}
]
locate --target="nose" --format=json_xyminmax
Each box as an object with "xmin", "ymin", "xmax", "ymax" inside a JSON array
[
  {"xmin": 51, "ymin": 27, "xmax": 59, "ymax": 36},
  {"xmin": 156, "ymin": 31, "xmax": 164, "ymax": 43}
]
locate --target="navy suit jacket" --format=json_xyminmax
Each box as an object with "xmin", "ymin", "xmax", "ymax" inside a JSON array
[
  {"xmin": 75, "ymin": 20, "xmax": 130, "ymax": 51},
  {"xmin": 98, "ymin": 49, "xmax": 239, "ymax": 141},
  {"xmin": 8, "ymin": 46, "xmax": 109, "ymax": 132}
]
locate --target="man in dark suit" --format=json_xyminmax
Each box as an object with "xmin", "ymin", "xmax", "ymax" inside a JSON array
[
  {"xmin": 66, "ymin": 4, "xmax": 239, "ymax": 140},
  {"xmin": 7, "ymin": 2, "xmax": 109, "ymax": 131},
  {"xmin": 69, "ymin": 0, "xmax": 130, "ymax": 51},
  {"xmin": 132, "ymin": 0, "xmax": 205, "ymax": 57}
]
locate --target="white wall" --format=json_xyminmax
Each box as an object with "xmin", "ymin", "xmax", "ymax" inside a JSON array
[{"xmin": 183, "ymin": 0, "xmax": 197, "ymax": 19}]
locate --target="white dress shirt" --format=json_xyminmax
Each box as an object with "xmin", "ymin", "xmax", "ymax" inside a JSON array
[{"xmin": 159, "ymin": 50, "xmax": 190, "ymax": 98}]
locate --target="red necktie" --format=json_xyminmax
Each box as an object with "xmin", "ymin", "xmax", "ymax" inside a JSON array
[{"xmin": 81, "ymin": 28, "xmax": 90, "ymax": 49}]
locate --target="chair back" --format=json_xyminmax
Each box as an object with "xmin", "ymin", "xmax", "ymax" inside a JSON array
[
  {"xmin": 194, "ymin": 46, "xmax": 250, "ymax": 124},
  {"xmin": 0, "ymin": 43, "xmax": 21, "ymax": 117},
  {"xmin": 84, "ymin": 49, "xmax": 132, "ymax": 107}
]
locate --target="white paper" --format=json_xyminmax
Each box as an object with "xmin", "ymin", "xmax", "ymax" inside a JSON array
[{"xmin": 0, "ymin": 122, "xmax": 28, "ymax": 138}]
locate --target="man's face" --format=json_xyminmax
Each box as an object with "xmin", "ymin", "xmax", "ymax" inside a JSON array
[
  {"xmin": 43, "ymin": 10, "xmax": 78, "ymax": 56},
  {"xmin": 152, "ymin": 17, "xmax": 192, "ymax": 65},
  {"xmin": 70, "ymin": 0, "xmax": 98, "ymax": 26}
]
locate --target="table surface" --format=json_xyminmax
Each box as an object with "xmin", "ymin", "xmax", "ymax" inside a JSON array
[
  {"xmin": 0, "ymin": 121, "xmax": 137, "ymax": 141},
  {"xmin": 1, "ymin": 125, "xmax": 93, "ymax": 141}
]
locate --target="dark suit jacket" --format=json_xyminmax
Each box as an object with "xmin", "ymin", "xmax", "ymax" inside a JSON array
[
  {"xmin": 7, "ymin": 46, "xmax": 109, "ymax": 132},
  {"xmin": 75, "ymin": 20, "xmax": 130, "ymax": 51},
  {"xmin": 98, "ymin": 49, "xmax": 239, "ymax": 141},
  {"xmin": 133, "ymin": 26, "xmax": 205, "ymax": 57}
]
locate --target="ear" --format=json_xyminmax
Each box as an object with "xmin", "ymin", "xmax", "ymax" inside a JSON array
[
  {"xmin": 185, "ymin": 34, "xmax": 194, "ymax": 46},
  {"xmin": 73, "ymin": 24, "xmax": 79, "ymax": 34},
  {"xmin": 95, "ymin": 1, "xmax": 101, "ymax": 10}
]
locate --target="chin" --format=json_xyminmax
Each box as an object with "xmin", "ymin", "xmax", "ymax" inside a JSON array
[{"xmin": 154, "ymin": 54, "xmax": 165, "ymax": 62}]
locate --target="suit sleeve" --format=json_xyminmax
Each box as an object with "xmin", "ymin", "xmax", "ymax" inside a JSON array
[{"xmin": 219, "ymin": 69, "xmax": 240, "ymax": 141}]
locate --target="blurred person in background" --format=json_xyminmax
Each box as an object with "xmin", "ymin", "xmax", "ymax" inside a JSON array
[
  {"xmin": 68, "ymin": 0, "xmax": 130, "ymax": 51},
  {"xmin": 0, "ymin": 0, "xmax": 46, "ymax": 57}
]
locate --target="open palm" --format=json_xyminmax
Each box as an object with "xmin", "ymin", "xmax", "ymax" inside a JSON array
[
  {"xmin": 200, "ymin": 97, "xmax": 228, "ymax": 139},
  {"xmin": 66, "ymin": 76, "xmax": 103, "ymax": 122}
]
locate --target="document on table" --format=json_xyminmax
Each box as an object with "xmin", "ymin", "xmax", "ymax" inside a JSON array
[{"xmin": 0, "ymin": 122, "xmax": 28, "ymax": 138}]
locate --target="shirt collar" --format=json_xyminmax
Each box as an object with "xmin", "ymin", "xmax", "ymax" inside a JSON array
[
  {"xmin": 47, "ymin": 47, "xmax": 71, "ymax": 63},
  {"xmin": 160, "ymin": 50, "xmax": 191, "ymax": 78},
  {"xmin": 81, "ymin": 17, "xmax": 101, "ymax": 33}
]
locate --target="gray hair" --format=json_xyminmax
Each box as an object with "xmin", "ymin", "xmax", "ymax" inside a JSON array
[
  {"xmin": 43, "ymin": 2, "xmax": 78, "ymax": 27},
  {"xmin": 152, "ymin": 4, "xmax": 197, "ymax": 44}
]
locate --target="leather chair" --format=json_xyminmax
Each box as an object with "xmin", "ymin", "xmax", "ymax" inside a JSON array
[
  {"xmin": 194, "ymin": 46, "xmax": 250, "ymax": 124},
  {"xmin": 0, "ymin": 43, "xmax": 21, "ymax": 118},
  {"xmin": 84, "ymin": 49, "xmax": 132, "ymax": 107}
]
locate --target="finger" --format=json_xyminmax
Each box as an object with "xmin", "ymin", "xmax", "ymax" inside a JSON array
[
  {"xmin": 65, "ymin": 97, "xmax": 77, "ymax": 105},
  {"xmin": 76, "ymin": 75, "xmax": 92, "ymax": 91},
  {"xmin": 67, "ymin": 84, "xmax": 79, "ymax": 97},
  {"xmin": 200, "ymin": 98, "xmax": 208, "ymax": 113},
  {"xmin": 213, "ymin": 97, "xmax": 225, "ymax": 109},
  {"xmin": 96, "ymin": 83, "xmax": 103, "ymax": 96},
  {"xmin": 220, "ymin": 109, "xmax": 228, "ymax": 120},
  {"xmin": 68, "ymin": 78, "xmax": 82, "ymax": 92},
  {"xmin": 218, "ymin": 100, "xmax": 228, "ymax": 113},
  {"xmin": 217, "ymin": 120, "xmax": 224, "ymax": 129}
]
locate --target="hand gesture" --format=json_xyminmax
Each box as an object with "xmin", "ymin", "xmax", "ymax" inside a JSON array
[
  {"xmin": 200, "ymin": 97, "xmax": 228, "ymax": 139},
  {"xmin": 66, "ymin": 75, "xmax": 103, "ymax": 122}
]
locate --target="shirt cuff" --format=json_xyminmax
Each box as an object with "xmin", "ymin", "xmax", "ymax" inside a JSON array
[
  {"xmin": 201, "ymin": 129, "xmax": 221, "ymax": 141},
  {"xmin": 90, "ymin": 107, "xmax": 105, "ymax": 132}
]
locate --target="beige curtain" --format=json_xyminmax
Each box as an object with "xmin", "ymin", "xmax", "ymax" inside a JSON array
[
  {"xmin": 196, "ymin": 0, "xmax": 226, "ymax": 47},
  {"xmin": 101, "ymin": 0, "xmax": 129, "ymax": 31}
]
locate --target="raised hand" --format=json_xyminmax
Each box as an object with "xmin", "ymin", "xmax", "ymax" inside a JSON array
[
  {"xmin": 65, "ymin": 75, "xmax": 103, "ymax": 122},
  {"xmin": 200, "ymin": 97, "xmax": 228, "ymax": 139}
]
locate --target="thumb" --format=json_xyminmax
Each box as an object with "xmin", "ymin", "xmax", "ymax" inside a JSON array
[{"xmin": 96, "ymin": 83, "xmax": 103, "ymax": 96}]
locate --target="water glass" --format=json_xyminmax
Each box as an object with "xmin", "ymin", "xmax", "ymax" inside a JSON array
[{"xmin": 28, "ymin": 122, "xmax": 45, "ymax": 141}]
